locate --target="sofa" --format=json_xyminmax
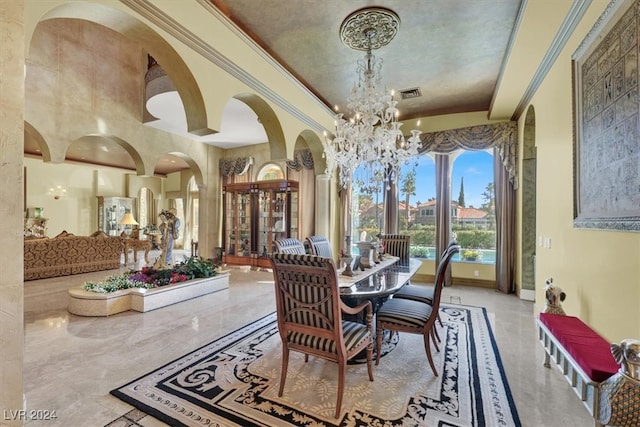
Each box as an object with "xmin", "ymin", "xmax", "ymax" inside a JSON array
[{"xmin": 24, "ymin": 231, "xmax": 123, "ymax": 281}]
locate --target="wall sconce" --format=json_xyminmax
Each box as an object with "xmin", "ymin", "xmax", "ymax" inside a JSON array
[
  {"xmin": 119, "ymin": 211, "xmax": 138, "ymax": 237},
  {"xmin": 48, "ymin": 185, "xmax": 67, "ymax": 200}
]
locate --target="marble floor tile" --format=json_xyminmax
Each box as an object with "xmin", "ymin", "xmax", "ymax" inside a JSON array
[{"xmin": 22, "ymin": 264, "xmax": 594, "ymax": 427}]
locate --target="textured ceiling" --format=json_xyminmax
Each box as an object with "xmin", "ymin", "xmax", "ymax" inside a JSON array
[
  {"xmin": 25, "ymin": 1, "xmax": 523, "ymax": 175},
  {"xmin": 211, "ymin": 0, "xmax": 523, "ymax": 119}
]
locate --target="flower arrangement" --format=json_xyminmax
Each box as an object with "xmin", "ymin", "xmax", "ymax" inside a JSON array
[
  {"xmin": 462, "ymin": 249, "xmax": 482, "ymax": 261},
  {"xmin": 83, "ymin": 256, "xmax": 218, "ymax": 293}
]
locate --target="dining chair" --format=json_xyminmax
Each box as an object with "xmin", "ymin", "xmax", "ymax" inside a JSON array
[
  {"xmin": 273, "ymin": 237, "xmax": 306, "ymax": 254},
  {"xmin": 305, "ymin": 235, "xmax": 333, "ymax": 259},
  {"xmin": 393, "ymin": 240, "xmax": 459, "ymax": 333},
  {"xmin": 270, "ymin": 253, "xmax": 374, "ymax": 418},
  {"xmin": 375, "ymin": 244, "xmax": 459, "ymax": 376},
  {"xmin": 379, "ymin": 234, "xmax": 411, "ymax": 265}
]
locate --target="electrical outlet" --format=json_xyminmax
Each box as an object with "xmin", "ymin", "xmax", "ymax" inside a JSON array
[{"xmin": 473, "ymin": 270, "xmax": 479, "ymax": 277}]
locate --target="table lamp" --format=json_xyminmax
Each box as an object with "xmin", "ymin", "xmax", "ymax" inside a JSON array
[{"xmin": 119, "ymin": 211, "xmax": 138, "ymax": 237}]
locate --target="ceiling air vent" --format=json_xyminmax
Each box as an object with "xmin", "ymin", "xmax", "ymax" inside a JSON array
[{"xmin": 399, "ymin": 87, "xmax": 422, "ymax": 100}]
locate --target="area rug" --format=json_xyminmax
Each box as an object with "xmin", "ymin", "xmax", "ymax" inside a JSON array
[{"xmin": 110, "ymin": 304, "xmax": 521, "ymax": 426}]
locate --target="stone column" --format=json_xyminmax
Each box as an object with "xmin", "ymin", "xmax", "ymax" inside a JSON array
[
  {"xmin": 0, "ymin": 1, "xmax": 25, "ymax": 424},
  {"xmin": 314, "ymin": 173, "xmax": 330, "ymax": 237}
]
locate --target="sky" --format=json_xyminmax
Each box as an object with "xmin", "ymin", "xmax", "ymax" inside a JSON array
[{"xmin": 354, "ymin": 150, "xmax": 494, "ymax": 209}]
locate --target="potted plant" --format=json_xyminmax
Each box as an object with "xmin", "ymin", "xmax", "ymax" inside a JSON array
[
  {"xmin": 83, "ymin": 256, "xmax": 219, "ymax": 293},
  {"xmin": 462, "ymin": 249, "xmax": 482, "ymax": 261}
]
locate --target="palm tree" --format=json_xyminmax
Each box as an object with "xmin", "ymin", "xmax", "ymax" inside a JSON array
[{"xmin": 401, "ymin": 170, "xmax": 416, "ymax": 228}]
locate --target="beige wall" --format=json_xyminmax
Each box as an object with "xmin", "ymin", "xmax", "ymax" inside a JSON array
[
  {"xmin": 1, "ymin": 1, "xmax": 24, "ymax": 423},
  {"xmin": 23, "ymin": 157, "xmax": 173, "ymax": 237},
  {"xmin": 527, "ymin": 2, "xmax": 640, "ymax": 341}
]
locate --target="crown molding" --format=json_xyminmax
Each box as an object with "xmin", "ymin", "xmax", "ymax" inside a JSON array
[{"xmin": 511, "ymin": 0, "xmax": 593, "ymax": 120}]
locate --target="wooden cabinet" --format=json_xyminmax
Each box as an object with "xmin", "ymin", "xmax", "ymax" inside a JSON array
[
  {"xmin": 256, "ymin": 180, "xmax": 299, "ymax": 268},
  {"xmin": 97, "ymin": 196, "xmax": 133, "ymax": 236},
  {"xmin": 223, "ymin": 180, "xmax": 299, "ymax": 268},
  {"xmin": 223, "ymin": 183, "xmax": 253, "ymax": 266}
]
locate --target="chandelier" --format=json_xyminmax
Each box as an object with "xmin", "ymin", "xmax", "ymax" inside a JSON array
[{"xmin": 324, "ymin": 7, "xmax": 422, "ymax": 189}]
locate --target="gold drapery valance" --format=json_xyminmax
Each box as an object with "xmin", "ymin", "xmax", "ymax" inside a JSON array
[
  {"xmin": 286, "ymin": 148, "xmax": 315, "ymax": 171},
  {"xmin": 220, "ymin": 157, "xmax": 253, "ymax": 177},
  {"xmin": 419, "ymin": 121, "xmax": 518, "ymax": 188}
]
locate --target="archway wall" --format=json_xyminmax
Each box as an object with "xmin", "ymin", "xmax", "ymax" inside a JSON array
[
  {"xmin": 519, "ymin": 106, "xmax": 536, "ymax": 298},
  {"xmin": 25, "ymin": 0, "xmax": 335, "ymax": 144},
  {"xmin": 24, "ymin": 1, "xmax": 337, "ymax": 256},
  {"xmin": 522, "ymin": 1, "xmax": 640, "ymax": 342}
]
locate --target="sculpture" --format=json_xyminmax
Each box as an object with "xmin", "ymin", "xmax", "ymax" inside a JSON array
[
  {"xmin": 597, "ymin": 339, "xmax": 640, "ymax": 426},
  {"xmin": 611, "ymin": 339, "xmax": 640, "ymax": 380},
  {"xmin": 542, "ymin": 278, "xmax": 566, "ymax": 315},
  {"xmin": 154, "ymin": 208, "xmax": 180, "ymax": 269}
]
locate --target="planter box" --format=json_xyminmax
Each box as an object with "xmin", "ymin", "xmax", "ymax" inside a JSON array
[{"xmin": 68, "ymin": 273, "xmax": 230, "ymax": 316}]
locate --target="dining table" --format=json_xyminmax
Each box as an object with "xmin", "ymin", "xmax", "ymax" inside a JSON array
[
  {"xmin": 336, "ymin": 255, "xmax": 421, "ymax": 359},
  {"xmin": 338, "ymin": 255, "xmax": 422, "ymax": 315}
]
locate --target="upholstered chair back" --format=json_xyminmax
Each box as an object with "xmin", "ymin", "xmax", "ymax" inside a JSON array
[
  {"xmin": 380, "ymin": 234, "xmax": 411, "ymax": 265},
  {"xmin": 273, "ymin": 238, "xmax": 306, "ymax": 254},
  {"xmin": 270, "ymin": 253, "xmax": 374, "ymax": 418},
  {"xmin": 433, "ymin": 244, "xmax": 460, "ymax": 307},
  {"xmin": 270, "ymin": 253, "xmax": 373, "ymax": 418},
  {"xmin": 271, "ymin": 254, "xmax": 341, "ymax": 343},
  {"xmin": 305, "ymin": 235, "xmax": 333, "ymax": 259}
]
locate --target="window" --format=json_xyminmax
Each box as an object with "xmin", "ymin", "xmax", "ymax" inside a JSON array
[
  {"xmin": 398, "ymin": 155, "xmax": 436, "ymax": 259},
  {"xmin": 188, "ymin": 177, "xmax": 199, "ymax": 244},
  {"xmin": 450, "ymin": 150, "xmax": 496, "ymax": 264},
  {"xmin": 352, "ymin": 165, "xmax": 385, "ymax": 244},
  {"xmin": 350, "ymin": 150, "xmax": 495, "ymax": 263}
]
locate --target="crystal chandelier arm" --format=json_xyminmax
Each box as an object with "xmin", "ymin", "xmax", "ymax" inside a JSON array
[{"xmin": 324, "ymin": 6, "xmax": 422, "ymax": 188}]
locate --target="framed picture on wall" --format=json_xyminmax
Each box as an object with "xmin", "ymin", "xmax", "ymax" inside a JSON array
[{"xmin": 572, "ymin": 0, "xmax": 640, "ymax": 231}]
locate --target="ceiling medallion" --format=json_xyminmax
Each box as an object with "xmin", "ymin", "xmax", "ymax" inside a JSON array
[
  {"xmin": 339, "ymin": 7, "xmax": 400, "ymax": 51},
  {"xmin": 324, "ymin": 6, "xmax": 421, "ymax": 189}
]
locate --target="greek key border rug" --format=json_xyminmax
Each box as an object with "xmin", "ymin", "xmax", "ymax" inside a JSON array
[{"xmin": 109, "ymin": 305, "xmax": 521, "ymax": 426}]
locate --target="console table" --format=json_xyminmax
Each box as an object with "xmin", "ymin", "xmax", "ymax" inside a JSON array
[{"xmin": 123, "ymin": 239, "xmax": 151, "ymax": 265}]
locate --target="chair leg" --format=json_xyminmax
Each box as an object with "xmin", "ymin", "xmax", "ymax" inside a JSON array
[
  {"xmin": 335, "ymin": 362, "xmax": 345, "ymax": 418},
  {"xmin": 437, "ymin": 312, "xmax": 443, "ymax": 328},
  {"xmin": 430, "ymin": 327, "xmax": 440, "ymax": 352},
  {"xmin": 433, "ymin": 322, "xmax": 441, "ymax": 342},
  {"xmin": 279, "ymin": 345, "xmax": 290, "ymax": 396},
  {"xmin": 423, "ymin": 331, "xmax": 438, "ymax": 377},
  {"xmin": 375, "ymin": 326, "xmax": 383, "ymax": 365},
  {"xmin": 366, "ymin": 341, "xmax": 374, "ymax": 381}
]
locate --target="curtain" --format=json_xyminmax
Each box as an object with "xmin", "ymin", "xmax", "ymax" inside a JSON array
[
  {"xmin": 419, "ymin": 121, "xmax": 518, "ymax": 292},
  {"xmin": 286, "ymin": 149, "xmax": 315, "ymax": 240},
  {"xmin": 494, "ymin": 147, "xmax": 516, "ymax": 293},
  {"xmin": 435, "ymin": 154, "xmax": 453, "ymax": 286},
  {"xmin": 220, "ymin": 157, "xmax": 253, "ymax": 185}
]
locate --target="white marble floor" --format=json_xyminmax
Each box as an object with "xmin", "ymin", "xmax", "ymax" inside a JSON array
[{"xmin": 22, "ymin": 260, "xmax": 594, "ymax": 427}]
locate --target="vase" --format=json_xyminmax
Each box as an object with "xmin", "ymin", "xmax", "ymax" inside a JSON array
[{"xmin": 341, "ymin": 256, "xmax": 355, "ymax": 277}]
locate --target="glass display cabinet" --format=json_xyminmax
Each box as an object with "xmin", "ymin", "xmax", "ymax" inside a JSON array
[
  {"xmin": 223, "ymin": 180, "xmax": 299, "ymax": 268},
  {"xmin": 222, "ymin": 183, "xmax": 253, "ymax": 266},
  {"xmin": 97, "ymin": 196, "xmax": 133, "ymax": 236},
  {"xmin": 255, "ymin": 180, "xmax": 299, "ymax": 268}
]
